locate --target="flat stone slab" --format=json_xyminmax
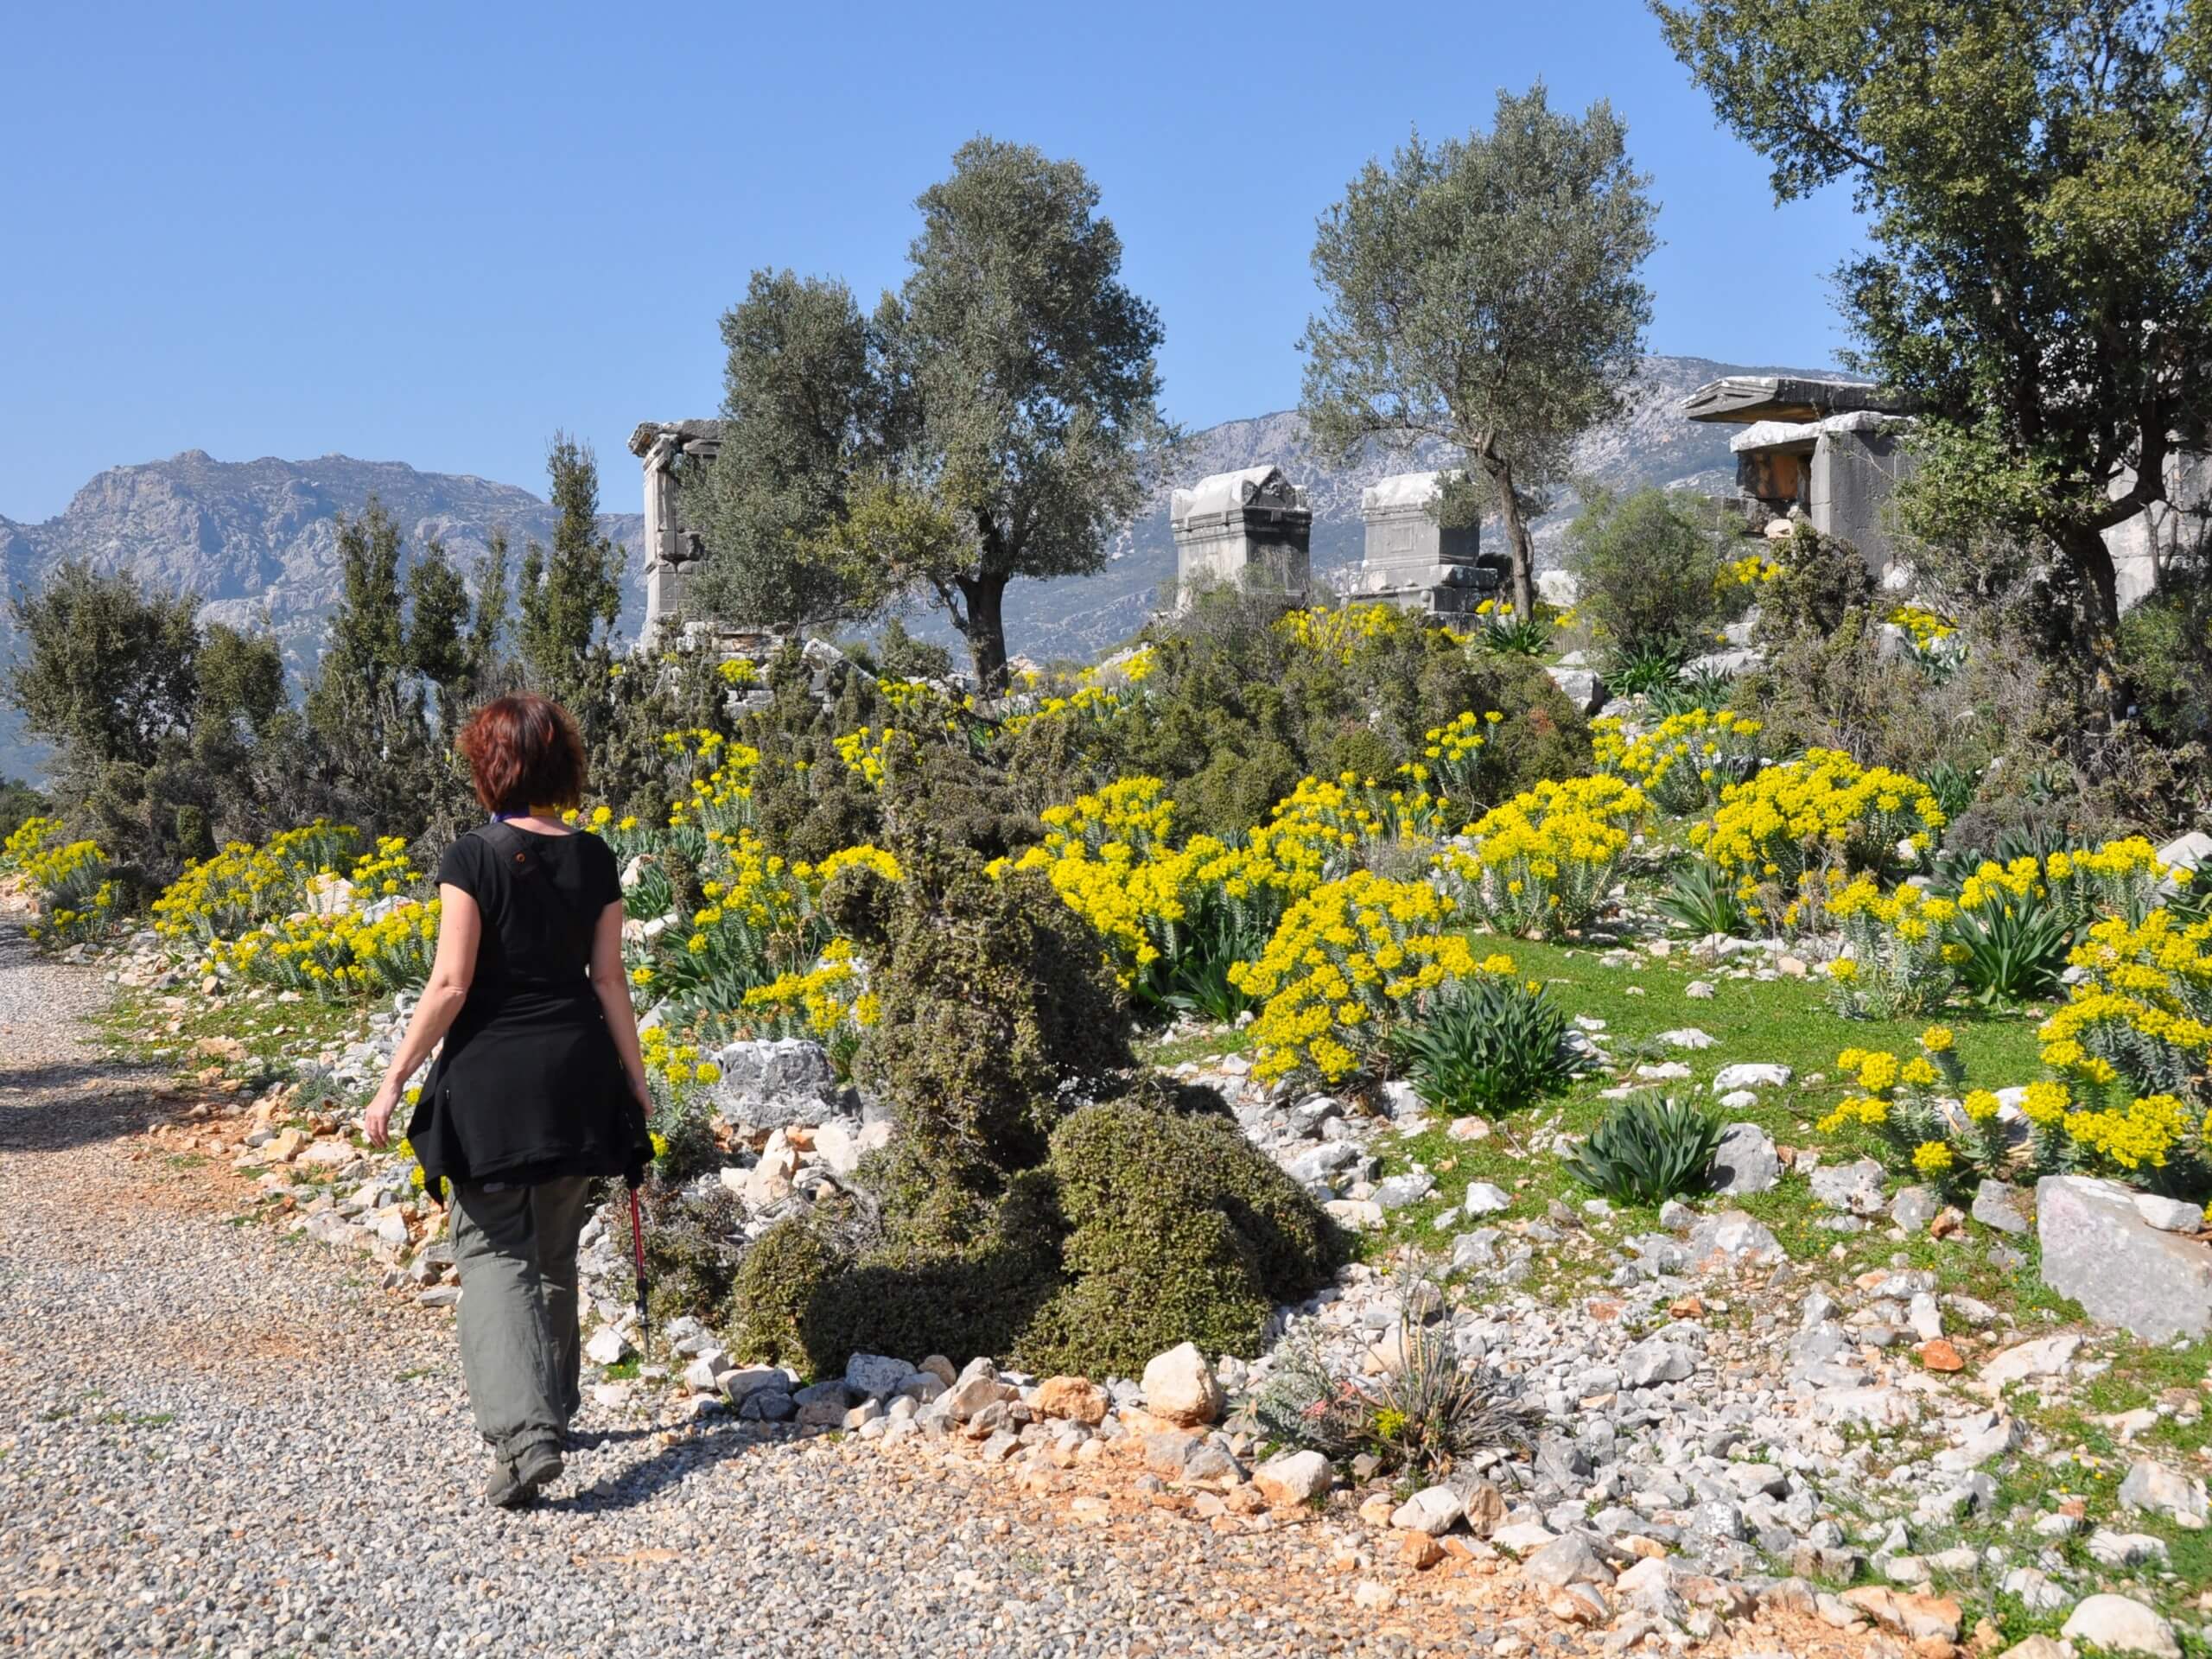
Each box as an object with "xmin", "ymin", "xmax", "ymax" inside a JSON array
[{"xmin": 2037, "ymin": 1175, "xmax": 2212, "ymax": 1341}]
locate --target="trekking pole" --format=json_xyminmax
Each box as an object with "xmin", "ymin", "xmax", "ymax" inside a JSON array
[{"xmin": 626, "ymin": 1185, "xmax": 650, "ymax": 1361}]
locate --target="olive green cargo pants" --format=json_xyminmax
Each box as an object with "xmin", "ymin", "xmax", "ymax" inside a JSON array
[{"xmin": 448, "ymin": 1176, "xmax": 591, "ymax": 1462}]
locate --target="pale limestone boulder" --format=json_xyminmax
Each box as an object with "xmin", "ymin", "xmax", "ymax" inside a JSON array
[{"xmin": 1139, "ymin": 1342, "xmax": 1223, "ymax": 1427}]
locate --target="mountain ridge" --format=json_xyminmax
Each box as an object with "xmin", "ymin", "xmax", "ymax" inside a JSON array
[{"xmin": 1, "ymin": 353, "xmax": 1834, "ymax": 778}]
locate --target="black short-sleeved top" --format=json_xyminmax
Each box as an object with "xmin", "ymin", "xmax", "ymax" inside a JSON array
[{"xmin": 404, "ymin": 823, "xmax": 647, "ymax": 1200}]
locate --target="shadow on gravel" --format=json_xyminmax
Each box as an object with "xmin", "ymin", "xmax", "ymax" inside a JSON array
[
  {"xmin": 0, "ymin": 1057, "xmax": 179, "ymax": 1154},
  {"xmin": 548, "ymin": 1421, "xmax": 798, "ymax": 1513}
]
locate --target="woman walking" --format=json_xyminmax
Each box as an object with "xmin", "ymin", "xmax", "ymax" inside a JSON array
[{"xmin": 365, "ymin": 693, "xmax": 652, "ymax": 1509}]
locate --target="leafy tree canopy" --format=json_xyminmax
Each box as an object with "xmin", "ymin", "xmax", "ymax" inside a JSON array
[
  {"xmin": 1300, "ymin": 86, "xmax": 1658, "ymax": 620},
  {"xmin": 690, "ymin": 138, "xmax": 1167, "ymax": 693},
  {"xmin": 1653, "ymin": 0, "xmax": 2212, "ymax": 661}
]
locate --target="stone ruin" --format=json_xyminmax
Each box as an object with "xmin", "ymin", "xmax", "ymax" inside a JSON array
[
  {"xmin": 1681, "ymin": 374, "xmax": 1918, "ymax": 577},
  {"xmin": 1351, "ymin": 471, "xmax": 1503, "ymax": 616},
  {"xmin": 627, "ymin": 418, "xmax": 723, "ymax": 641},
  {"xmin": 1168, "ymin": 465, "xmax": 1312, "ymax": 607},
  {"xmin": 1682, "ymin": 372, "xmax": 2209, "ymax": 607}
]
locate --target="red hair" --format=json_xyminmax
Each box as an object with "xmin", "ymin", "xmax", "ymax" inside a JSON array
[{"xmin": 455, "ymin": 694, "xmax": 588, "ymax": 815}]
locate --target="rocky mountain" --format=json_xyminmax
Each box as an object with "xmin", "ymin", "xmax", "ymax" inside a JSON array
[
  {"xmin": 0, "ymin": 353, "xmax": 1830, "ymax": 779},
  {"xmin": 0, "ymin": 453, "xmax": 645, "ymax": 779}
]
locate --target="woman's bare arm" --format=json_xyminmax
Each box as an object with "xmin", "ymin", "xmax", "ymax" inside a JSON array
[
  {"xmin": 588, "ymin": 899, "xmax": 652, "ymax": 1112},
  {"xmin": 364, "ymin": 884, "xmax": 480, "ymax": 1147}
]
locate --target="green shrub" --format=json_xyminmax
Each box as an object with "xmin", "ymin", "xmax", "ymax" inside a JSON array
[
  {"xmin": 1646, "ymin": 665, "xmax": 1738, "ymax": 720},
  {"xmin": 1947, "ymin": 884, "xmax": 2076, "ymax": 1006},
  {"xmin": 847, "ymin": 845, "xmax": 1134, "ymax": 1189},
  {"xmin": 1564, "ymin": 1091, "xmax": 1725, "ymax": 1206},
  {"xmin": 723, "ymin": 1091, "xmax": 1342, "ymax": 1382},
  {"xmin": 1471, "ymin": 611, "xmax": 1552, "ymax": 658},
  {"xmin": 1600, "ymin": 640, "xmax": 1688, "ymax": 698},
  {"xmin": 1020, "ymin": 1095, "xmax": 1344, "ymax": 1377},
  {"xmin": 630, "ymin": 1179, "xmax": 751, "ymax": 1328},
  {"xmin": 1565, "ymin": 485, "xmax": 1743, "ymax": 656},
  {"xmin": 723, "ymin": 1166, "xmax": 1065, "ymax": 1379},
  {"xmin": 1388, "ymin": 975, "xmax": 1578, "ymax": 1114},
  {"xmin": 1061, "ymin": 591, "xmax": 1593, "ymax": 838}
]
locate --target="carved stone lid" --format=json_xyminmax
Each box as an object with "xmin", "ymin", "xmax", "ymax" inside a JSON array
[
  {"xmin": 1170, "ymin": 465, "xmax": 1311, "ymax": 525},
  {"xmin": 1729, "ymin": 409, "xmax": 1900, "ymax": 453},
  {"xmin": 1361, "ymin": 470, "xmax": 1446, "ymax": 516},
  {"xmin": 627, "ymin": 418, "xmax": 725, "ymax": 457},
  {"xmin": 1681, "ymin": 375, "xmax": 1906, "ymax": 424}
]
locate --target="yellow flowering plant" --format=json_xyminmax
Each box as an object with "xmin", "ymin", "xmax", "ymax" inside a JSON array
[
  {"xmin": 18, "ymin": 833, "xmax": 118, "ymax": 946},
  {"xmin": 1592, "ymin": 708, "xmax": 1764, "ymax": 816},
  {"xmin": 1005, "ymin": 777, "xmax": 1292, "ymax": 1020},
  {"xmin": 1440, "ymin": 774, "xmax": 1647, "ymax": 938},
  {"xmin": 1819, "ymin": 1031, "xmax": 1999, "ymax": 1189},
  {"xmin": 1, "ymin": 814, "xmax": 65, "ymax": 872},
  {"xmin": 151, "ymin": 820, "xmax": 364, "ymax": 943},
  {"xmin": 1823, "ymin": 969, "xmax": 2212, "ymax": 1192},
  {"xmin": 1825, "ymin": 876, "xmax": 1960, "ymax": 1018},
  {"xmin": 1688, "ymin": 749, "xmax": 1946, "ymax": 934},
  {"xmin": 1275, "ymin": 601, "xmax": 1408, "ymax": 664},
  {"xmin": 738, "ymin": 938, "xmax": 881, "ymax": 1071},
  {"xmin": 1228, "ymin": 868, "xmax": 1515, "ymax": 1088}
]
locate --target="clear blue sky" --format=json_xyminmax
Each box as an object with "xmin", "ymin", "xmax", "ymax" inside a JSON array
[{"xmin": 0, "ymin": 0, "xmax": 1862, "ymax": 524}]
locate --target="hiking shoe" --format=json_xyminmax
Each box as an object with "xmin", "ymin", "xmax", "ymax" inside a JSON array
[{"xmin": 484, "ymin": 1443, "xmax": 564, "ymax": 1509}]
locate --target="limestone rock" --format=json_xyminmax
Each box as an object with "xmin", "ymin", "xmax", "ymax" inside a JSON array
[
  {"xmin": 1520, "ymin": 1533, "xmax": 1614, "ymax": 1587},
  {"xmin": 708, "ymin": 1037, "xmax": 847, "ymax": 1128},
  {"xmin": 2133, "ymin": 1192, "xmax": 2203, "ymax": 1234},
  {"xmin": 1708, "ymin": 1122, "xmax": 1779, "ymax": 1195},
  {"xmin": 2118, "ymin": 1459, "xmax": 2209, "ymax": 1528},
  {"xmin": 1140, "ymin": 1342, "xmax": 1224, "ymax": 1427},
  {"xmin": 1687, "ymin": 1211, "xmax": 1784, "ymax": 1268},
  {"xmin": 1891, "ymin": 1185, "xmax": 1941, "ymax": 1230},
  {"xmin": 1252, "ymin": 1449, "xmax": 1334, "ymax": 1505},
  {"xmin": 1546, "ymin": 665, "xmax": 1606, "ymax": 716},
  {"xmin": 1840, "ymin": 1587, "xmax": 1962, "ymax": 1643},
  {"xmin": 2061, "ymin": 1595, "xmax": 2179, "ymax": 1659},
  {"xmin": 1971, "ymin": 1180, "xmax": 2031, "ymax": 1235},
  {"xmin": 843, "ymin": 1353, "xmax": 917, "ymax": 1400},
  {"xmin": 1374, "ymin": 1171, "xmax": 1435, "ymax": 1211},
  {"xmin": 1713, "ymin": 1063, "xmax": 1791, "ymax": 1092},
  {"xmin": 1390, "ymin": 1484, "xmax": 1465, "ymax": 1536},
  {"xmin": 1620, "ymin": 1337, "xmax": 1694, "ymax": 1387},
  {"xmin": 2037, "ymin": 1174, "xmax": 2212, "ymax": 1340},
  {"xmin": 583, "ymin": 1326, "xmax": 632, "ymax": 1366},
  {"xmin": 1810, "ymin": 1158, "xmax": 1886, "ymax": 1215},
  {"xmin": 1981, "ymin": 1333, "xmax": 2082, "ymax": 1390},
  {"xmin": 1463, "ymin": 1182, "xmax": 1512, "ymax": 1216},
  {"xmin": 1032, "ymin": 1376, "xmax": 1109, "ymax": 1427}
]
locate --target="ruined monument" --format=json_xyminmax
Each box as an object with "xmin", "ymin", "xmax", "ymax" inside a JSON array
[
  {"xmin": 1352, "ymin": 471, "xmax": 1498, "ymax": 615},
  {"xmin": 1681, "ymin": 374, "xmax": 1917, "ymax": 577},
  {"xmin": 1682, "ymin": 373, "xmax": 2208, "ymax": 607},
  {"xmin": 1168, "ymin": 466, "xmax": 1311, "ymax": 607},
  {"xmin": 626, "ymin": 419, "xmax": 723, "ymax": 641}
]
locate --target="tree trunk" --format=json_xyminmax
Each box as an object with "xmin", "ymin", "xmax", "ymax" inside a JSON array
[
  {"xmin": 2056, "ymin": 521, "xmax": 2130, "ymax": 725},
  {"xmin": 957, "ymin": 571, "xmax": 1012, "ymax": 697},
  {"xmin": 1484, "ymin": 455, "xmax": 1538, "ymax": 620}
]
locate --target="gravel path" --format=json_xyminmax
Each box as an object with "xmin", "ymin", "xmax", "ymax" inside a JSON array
[
  {"xmin": 0, "ymin": 920, "xmax": 1462, "ymax": 1657},
  {"xmin": 0, "ymin": 918, "xmax": 1864, "ymax": 1658}
]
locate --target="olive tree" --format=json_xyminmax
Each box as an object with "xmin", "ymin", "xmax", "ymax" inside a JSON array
[
  {"xmin": 1654, "ymin": 0, "xmax": 2212, "ymax": 693},
  {"xmin": 690, "ymin": 138, "xmax": 1167, "ymax": 693},
  {"xmin": 1300, "ymin": 86, "xmax": 1658, "ymax": 620}
]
